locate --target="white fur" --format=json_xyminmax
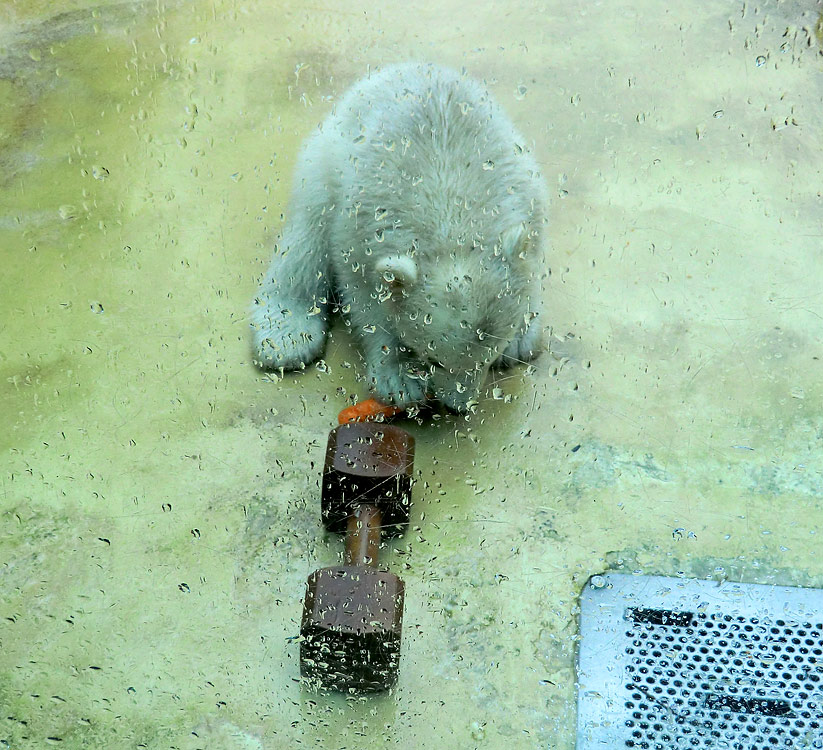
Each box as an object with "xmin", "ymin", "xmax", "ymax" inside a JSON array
[
  {"xmin": 251, "ymin": 63, "xmax": 548, "ymax": 411},
  {"xmin": 376, "ymin": 255, "xmax": 418, "ymax": 287}
]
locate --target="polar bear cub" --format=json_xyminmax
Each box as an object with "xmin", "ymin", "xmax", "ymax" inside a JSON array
[{"xmin": 251, "ymin": 63, "xmax": 548, "ymax": 412}]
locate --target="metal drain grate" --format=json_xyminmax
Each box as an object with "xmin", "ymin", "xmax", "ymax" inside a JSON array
[{"xmin": 576, "ymin": 574, "xmax": 823, "ymax": 749}]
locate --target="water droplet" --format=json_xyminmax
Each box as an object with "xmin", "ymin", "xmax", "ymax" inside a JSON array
[
  {"xmin": 375, "ymin": 228, "xmax": 384, "ymax": 242},
  {"xmin": 456, "ymin": 382, "xmax": 466, "ymax": 393},
  {"xmin": 374, "ymin": 207, "xmax": 387, "ymax": 221},
  {"xmin": 590, "ymin": 575, "xmax": 606, "ymax": 589},
  {"xmin": 353, "ymin": 134, "xmax": 365, "ymax": 144},
  {"xmin": 514, "ymin": 83, "xmax": 527, "ymax": 100},
  {"xmin": 383, "ymin": 139, "xmax": 396, "ymax": 152},
  {"xmin": 492, "ymin": 387, "xmax": 504, "ymax": 400},
  {"xmin": 230, "ymin": 172, "xmax": 242, "ymax": 182},
  {"xmin": 190, "ymin": 528, "xmax": 201, "ymax": 538},
  {"xmin": 315, "ymin": 360, "xmax": 330, "ymax": 373},
  {"xmin": 178, "ymin": 583, "xmax": 190, "ymax": 593},
  {"xmin": 362, "ymin": 324, "xmax": 376, "ymax": 334},
  {"xmin": 28, "ymin": 48, "xmax": 41, "ymax": 62},
  {"xmin": 90, "ymin": 302, "xmax": 104, "ymax": 314},
  {"xmin": 713, "ymin": 109, "xmax": 725, "ymax": 118},
  {"xmin": 58, "ymin": 205, "xmax": 77, "ymax": 220},
  {"xmin": 755, "ymin": 55, "xmax": 767, "ymax": 67},
  {"xmin": 161, "ymin": 503, "xmax": 172, "ymax": 512},
  {"xmin": 423, "ymin": 313, "xmax": 432, "ymax": 325},
  {"xmin": 91, "ymin": 165, "xmax": 109, "ymax": 180},
  {"xmin": 482, "ymin": 160, "xmax": 495, "ymax": 171}
]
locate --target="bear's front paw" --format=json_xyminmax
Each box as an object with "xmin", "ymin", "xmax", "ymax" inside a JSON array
[
  {"xmin": 251, "ymin": 298, "xmax": 327, "ymax": 370},
  {"xmin": 366, "ymin": 361, "xmax": 429, "ymax": 407},
  {"xmin": 498, "ymin": 317, "xmax": 543, "ymax": 369}
]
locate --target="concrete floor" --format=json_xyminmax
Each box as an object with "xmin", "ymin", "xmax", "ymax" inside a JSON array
[{"xmin": 1, "ymin": 0, "xmax": 822, "ymax": 747}]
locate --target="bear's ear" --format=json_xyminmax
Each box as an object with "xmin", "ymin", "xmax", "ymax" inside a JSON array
[
  {"xmin": 376, "ymin": 255, "xmax": 419, "ymax": 290},
  {"xmin": 499, "ymin": 222, "xmax": 532, "ymax": 259}
]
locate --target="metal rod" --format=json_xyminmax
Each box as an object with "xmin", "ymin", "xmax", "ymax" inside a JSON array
[{"xmin": 344, "ymin": 504, "xmax": 382, "ymax": 568}]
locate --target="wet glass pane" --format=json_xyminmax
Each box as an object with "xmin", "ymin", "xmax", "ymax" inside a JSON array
[{"xmin": 1, "ymin": 0, "xmax": 821, "ymax": 747}]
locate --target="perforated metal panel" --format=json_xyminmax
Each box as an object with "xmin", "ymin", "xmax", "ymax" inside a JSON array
[{"xmin": 577, "ymin": 574, "xmax": 823, "ymax": 749}]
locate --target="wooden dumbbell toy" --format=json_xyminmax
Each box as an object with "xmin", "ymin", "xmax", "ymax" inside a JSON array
[{"xmin": 300, "ymin": 422, "xmax": 415, "ymax": 692}]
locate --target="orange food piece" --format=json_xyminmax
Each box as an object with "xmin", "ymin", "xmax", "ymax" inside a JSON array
[{"xmin": 337, "ymin": 398, "xmax": 404, "ymax": 425}]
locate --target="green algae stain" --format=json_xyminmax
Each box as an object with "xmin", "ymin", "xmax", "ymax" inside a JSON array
[
  {"xmin": 0, "ymin": 7, "xmax": 214, "ymax": 453},
  {"xmin": 0, "ymin": 79, "xmax": 27, "ymax": 146}
]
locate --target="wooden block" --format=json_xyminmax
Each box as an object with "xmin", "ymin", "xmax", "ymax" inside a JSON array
[
  {"xmin": 300, "ymin": 566, "xmax": 404, "ymax": 691},
  {"xmin": 321, "ymin": 422, "xmax": 414, "ymax": 536}
]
